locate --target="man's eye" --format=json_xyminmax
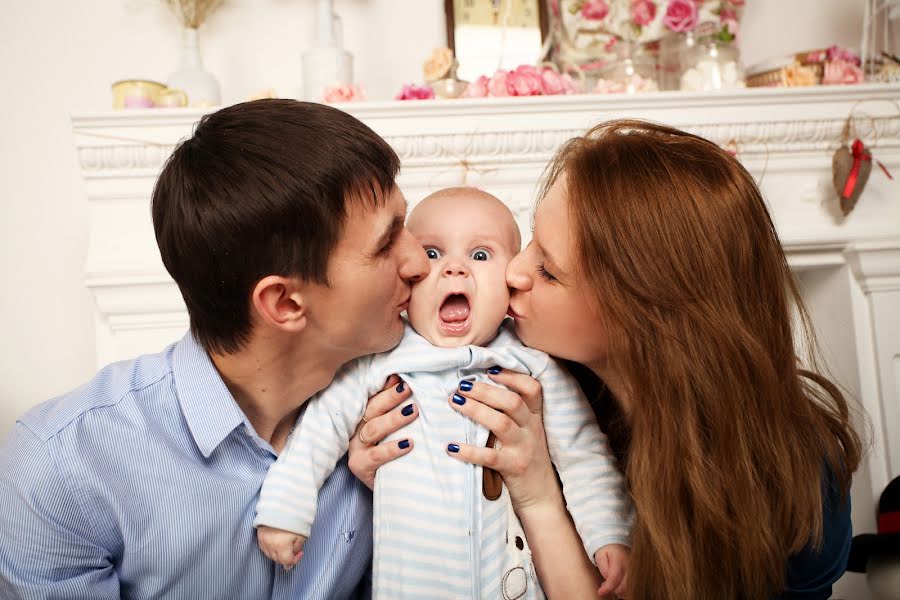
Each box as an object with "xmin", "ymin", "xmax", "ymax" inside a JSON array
[
  {"xmin": 470, "ymin": 248, "xmax": 491, "ymax": 261},
  {"xmin": 425, "ymin": 248, "xmax": 442, "ymax": 259}
]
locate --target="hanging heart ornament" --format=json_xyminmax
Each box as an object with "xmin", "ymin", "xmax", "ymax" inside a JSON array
[{"xmin": 832, "ymin": 138, "xmax": 873, "ymax": 216}]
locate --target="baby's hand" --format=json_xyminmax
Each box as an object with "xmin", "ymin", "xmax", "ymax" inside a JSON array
[
  {"xmin": 595, "ymin": 543, "xmax": 630, "ymax": 599},
  {"xmin": 257, "ymin": 525, "xmax": 306, "ymax": 570}
]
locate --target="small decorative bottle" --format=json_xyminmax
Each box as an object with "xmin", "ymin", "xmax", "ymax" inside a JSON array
[{"xmin": 167, "ymin": 27, "xmax": 221, "ymax": 107}]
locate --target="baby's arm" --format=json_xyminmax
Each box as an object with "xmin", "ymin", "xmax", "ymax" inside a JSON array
[
  {"xmin": 253, "ymin": 359, "xmax": 368, "ymax": 567},
  {"xmin": 538, "ymin": 359, "xmax": 632, "ymax": 559}
]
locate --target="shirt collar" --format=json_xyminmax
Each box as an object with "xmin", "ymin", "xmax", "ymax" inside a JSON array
[{"xmin": 173, "ymin": 332, "xmax": 248, "ymax": 458}]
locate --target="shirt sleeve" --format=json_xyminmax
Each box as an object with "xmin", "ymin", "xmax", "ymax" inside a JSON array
[
  {"xmin": 254, "ymin": 358, "xmax": 369, "ymax": 536},
  {"xmin": 0, "ymin": 423, "xmax": 120, "ymax": 600},
  {"xmin": 539, "ymin": 358, "xmax": 633, "ymax": 560}
]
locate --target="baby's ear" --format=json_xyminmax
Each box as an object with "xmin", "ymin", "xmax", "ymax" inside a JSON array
[{"xmin": 251, "ymin": 276, "xmax": 307, "ymax": 333}]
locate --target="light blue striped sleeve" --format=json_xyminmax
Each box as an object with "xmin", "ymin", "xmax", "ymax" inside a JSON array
[
  {"xmin": 0, "ymin": 423, "xmax": 120, "ymax": 600},
  {"xmin": 253, "ymin": 358, "xmax": 369, "ymax": 537},
  {"xmin": 539, "ymin": 358, "xmax": 633, "ymax": 560}
]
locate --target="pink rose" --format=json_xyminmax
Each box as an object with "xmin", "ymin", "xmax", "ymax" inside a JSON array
[
  {"xmin": 507, "ymin": 65, "xmax": 544, "ymax": 96},
  {"xmin": 322, "ymin": 83, "xmax": 366, "ymax": 102},
  {"xmin": 462, "ymin": 75, "xmax": 489, "ymax": 98},
  {"xmin": 540, "ymin": 67, "xmax": 564, "ymax": 95},
  {"xmin": 560, "ymin": 72, "xmax": 583, "ymax": 94},
  {"xmin": 581, "ymin": 0, "xmax": 610, "ymax": 21},
  {"xmin": 822, "ymin": 60, "xmax": 864, "ymax": 85},
  {"xmin": 631, "ymin": 0, "xmax": 657, "ymax": 26},
  {"xmin": 488, "ymin": 70, "xmax": 511, "ymax": 97},
  {"xmin": 728, "ymin": 0, "xmax": 745, "ymax": 5},
  {"xmin": 719, "ymin": 8, "xmax": 737, "ymax": 21},
  {"xmin": 395, "ymin": 84, "xmax": 435, "ymax": 100},
  {"xmin": 723, "ymin": 18, "xmax": 739, "ymax": 39},
  {"xmin": 826, "ymin": 45, "xmax": 861, "ymax": 66},
  {"xmin": 663, "ymin": 0, "xmax": 698, "ymax": 32}
]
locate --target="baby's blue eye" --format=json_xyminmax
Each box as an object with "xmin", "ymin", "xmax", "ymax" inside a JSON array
[
  {"xmin": 425, "ymin": 248, "xmax": 442, "ymax": 259},
  {"xmin": 470, "ymin": 249, "xmax": 491, "ymax": 261}
]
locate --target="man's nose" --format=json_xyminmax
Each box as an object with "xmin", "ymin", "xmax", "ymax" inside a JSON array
[{"xmin": 400, "ymin": 230, "xmax": 430, "ymax": 282}]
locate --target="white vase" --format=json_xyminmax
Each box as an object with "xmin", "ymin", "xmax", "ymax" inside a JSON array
[
  {"xmin": 167, "ymin": 27, "xmax": 221, "ymax": 107},
  {"xmin": 302, "ymin": 0, "xmax": 353, "ymax": 101}
]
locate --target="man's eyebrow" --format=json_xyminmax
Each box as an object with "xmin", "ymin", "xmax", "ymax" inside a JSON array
[{"xmin": 373, "ymin": 215, "xmax": 405, "ymax": 251}]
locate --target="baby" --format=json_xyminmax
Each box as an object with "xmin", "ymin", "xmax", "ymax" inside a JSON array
[{"xmin": 254, "ymin": 188, "xmax": 631, "ymax": 599}]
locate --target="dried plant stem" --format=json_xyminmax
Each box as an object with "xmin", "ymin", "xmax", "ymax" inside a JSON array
[{"xmin": 164, "ymin": 0, "xmax": 224, "ymax": 29}]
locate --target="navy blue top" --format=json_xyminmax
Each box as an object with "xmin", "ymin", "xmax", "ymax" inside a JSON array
[{"xmin": 778, "ymin": 471, "xmax": 852, "ymax": 599}]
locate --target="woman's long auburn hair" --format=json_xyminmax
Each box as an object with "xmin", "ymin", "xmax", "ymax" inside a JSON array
[{"xmin": 544, "ymin": 120, "xmax": 863, "ymax": 599}]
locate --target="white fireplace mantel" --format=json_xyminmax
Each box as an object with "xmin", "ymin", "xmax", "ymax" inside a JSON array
[{"xmin": 72, "ymin": 84, "xmax": 900, "ymax": 503}]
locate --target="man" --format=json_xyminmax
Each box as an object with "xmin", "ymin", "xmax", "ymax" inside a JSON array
[{"xmin": 0, "ymin": 99, "xmax": 429, "ymax": 599}]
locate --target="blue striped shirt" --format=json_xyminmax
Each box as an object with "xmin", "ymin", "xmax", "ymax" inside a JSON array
[{"xmin": 0, "ymin": 333, "xmax": 373, "ymax": 600}]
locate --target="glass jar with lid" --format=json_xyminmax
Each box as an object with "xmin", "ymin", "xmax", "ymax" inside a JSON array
[
  {"xmin": 679, "ymin": 37, "xmax": 745, "ymax": 91},
  {"xmin": 594, "ymin": 40, "xmax": 659, "ymax": 94}
]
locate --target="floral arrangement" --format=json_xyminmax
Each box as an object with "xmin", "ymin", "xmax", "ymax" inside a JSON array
[
  {"xmin": 559, "ymin": 0, "xmax": 744, "ymax": 44},
  {"xmin": 463, "ymin": 65, "xmax": 583, "ymax": 98},
  {"xmin": 322, "ymin": 83, "xmax": 367, "ymax": 103},
  {"xmin": 423, "ymin": 48, "xmax": 455, "ymax": 83},
  {"xmin": 816, "ymin": 46, "xmax": 865, "ymax": 85},
  {"xmin": 163, "ymin": 0, "xmax": 224, "ymax": 29},
  {"xmin": 395, "ymin": 84, "xmax": 435, "ymax": 100}
]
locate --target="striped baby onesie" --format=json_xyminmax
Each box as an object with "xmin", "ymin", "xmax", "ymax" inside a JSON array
[{"xmin": 255, "ymin": 320, "xmax": 631, "ymax": 599}]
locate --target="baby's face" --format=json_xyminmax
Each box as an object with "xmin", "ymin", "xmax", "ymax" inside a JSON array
[{"xmin": 406, "ymin": 190, "xmax": 521, "ymax": 348}]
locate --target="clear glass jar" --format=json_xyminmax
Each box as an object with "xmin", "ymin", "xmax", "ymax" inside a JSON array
[
  {"xmin": 679, "ymin": 38, "xmax": 745, "ymax": 91},
  {"xmin": 594, "ymin": 41, "xmax": 659, "ymax": 94},
  {"xmin": 658, "ymin": 31, "xmax": 696, "ymax": 91}
]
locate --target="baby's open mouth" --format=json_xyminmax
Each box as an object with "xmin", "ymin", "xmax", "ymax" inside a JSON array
[{"xmin": 438, "ymin": 293, "xmax": 471, "ymax": 335}]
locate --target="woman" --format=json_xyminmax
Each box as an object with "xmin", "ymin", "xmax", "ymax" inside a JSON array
[{"xmin": 352, "ymin": 120, "xmax": 863, "ymax": 599}]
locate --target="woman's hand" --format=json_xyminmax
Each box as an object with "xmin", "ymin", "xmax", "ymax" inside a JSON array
[
  {"xmin": 347, "ymin": 374, "xmax": 417, "ymax": 490},
  {"xmin": 447, "ymin": 368, "xmax": 607, "ymax": 598},
  {"xmin": 445, "ymin": 368, "xmax": 561, "ymax": 511}
]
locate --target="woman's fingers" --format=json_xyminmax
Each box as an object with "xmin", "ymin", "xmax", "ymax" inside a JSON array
[
  {"xmin": 487, "ymin": 368, "xmax": 544, "ymax": 415},
  {"xmin": 361, "ymin": 374, "xmax": 408, "ymax": 422},
  {"xmin": 453, "ymin": 379, "xmax": 532, "ymax": 428},
  {"xmin": 448, "ymin": 390, "xmax": 520, "ymax": 442},
  {"xmin": 348, "ymin": 375, "xmax": 417, "ymax": 490},
  {"xmin": 356, "ymin": 399, "xmax": 417, "ymax": 447},
  {"xmin": 445, "ymin": 442, "xmax": 501, "ymax": 470}
]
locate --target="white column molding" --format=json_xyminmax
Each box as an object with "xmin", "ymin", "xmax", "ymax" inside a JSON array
[{"xmin": 845, "ymin": 242, "xmax": 900, "ymax": 497}]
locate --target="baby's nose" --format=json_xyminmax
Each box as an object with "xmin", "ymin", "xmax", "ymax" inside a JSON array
[{"xmin": 443, "ymin": 261, "xmax": 469, "ymax": 277}]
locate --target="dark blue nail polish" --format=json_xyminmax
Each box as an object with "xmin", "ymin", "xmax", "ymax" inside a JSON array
[
  {"xmin": 452, "ymin": 393, "xmax": 466, "ymax": 405},
  {"xmin": 396, "ymin": 381, "xmax": 405, "ymax": 393},
  {"xmin": 458, "ymin": 380, "xmax": 473, "ymax": 392},
  {"xmin": 398, "ymin": 439, "xmax": 410, "ymax": 449},
  {"xmin": 448, "ymin": 443, "xmax": 460, "ymax": 453},
  {"xmin": 488, "ymin": 366, "xmax": 502, "ymax": 374},
  {"xmin": 401, "ymin": 403, "xmax": 414, "ymax": 417}
]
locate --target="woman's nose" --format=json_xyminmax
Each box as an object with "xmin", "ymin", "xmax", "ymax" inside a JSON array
[{"xmin": 506, "ymin": 250, "xmax": 532, "ymax": 291}]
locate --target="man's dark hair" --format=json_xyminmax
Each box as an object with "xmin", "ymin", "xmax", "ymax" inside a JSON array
[{"xmin": 151, "ymin": 99, "xmax": 400, "ymax": 355}]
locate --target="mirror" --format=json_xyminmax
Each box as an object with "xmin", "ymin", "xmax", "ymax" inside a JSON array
[{"xmin": 445, "ymin": 0, "xmax": 549, "ymax": 82}]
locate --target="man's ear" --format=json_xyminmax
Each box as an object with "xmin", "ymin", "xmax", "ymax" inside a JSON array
[{"xmin": 251, "ymin": 275, "xmax": 307, "ymax": 333}]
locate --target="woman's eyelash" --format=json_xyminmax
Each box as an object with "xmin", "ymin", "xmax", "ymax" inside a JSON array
[{"xmin": 537, "ymin": 263, "xmax": 557, "ymax": 282}]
